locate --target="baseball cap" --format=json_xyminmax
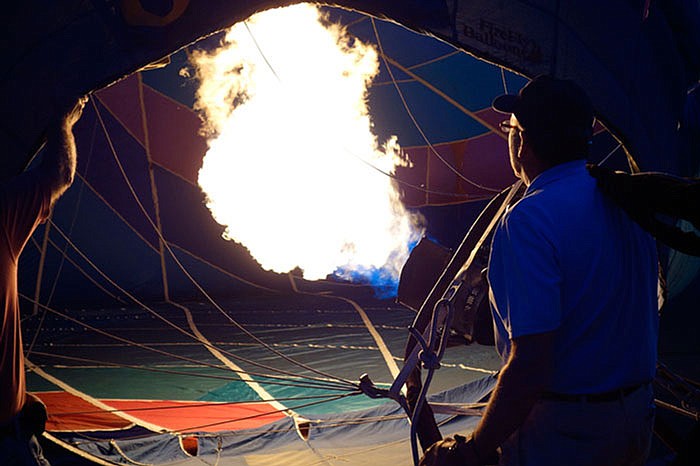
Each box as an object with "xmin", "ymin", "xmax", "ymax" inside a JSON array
[{"xmin": 492, "ymin": 75, "xmax": 594, "ymax": 143}]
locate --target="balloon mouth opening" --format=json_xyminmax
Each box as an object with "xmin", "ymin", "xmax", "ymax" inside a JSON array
[
  {"xmin": 181, "ymin": 435, "xmax": 199, "ymax": 456},
  {"xmin": 294, "ymin": 416, "xmax": 311, "ymax": 441}
]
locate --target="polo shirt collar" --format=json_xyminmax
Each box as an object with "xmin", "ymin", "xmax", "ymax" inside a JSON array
[{"xmin": 526, "ymin": 159, "xmax": 586, "ymax": 194}]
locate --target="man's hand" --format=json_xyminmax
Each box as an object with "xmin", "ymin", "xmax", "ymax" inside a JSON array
[
  {"xmin": 61, "ymin": 96, "xmax": 88, "ymax": 130},
  {"xmin": 587, "ymin": 164, "xmax": 700, "ymax": 255},
  {"xmin": 20, "ymin": 394, "xmax": 48, "ymax": 436},
  {"xmin": 587, "ymin": 164, "xmax": 700, "ymax": 226},
  {"xmin": 418, "ymin": 434, "xmax": 483, "ymax": 466},
  {"xmin": 42, "ymin": 95, "xmax": 88, "ymax": 204}
]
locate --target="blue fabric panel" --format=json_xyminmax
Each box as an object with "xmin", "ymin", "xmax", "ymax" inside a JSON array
[
  {"xmin": 75, "ymin": 102, "xmax": 160, "ymax": 249},
  {"xmin": 368, "ymin": 81, "xmax": 489, "ymax": 146},
  {"xmin": 20, "ymin": 178, "xmax": 164, "ymax": 306}
]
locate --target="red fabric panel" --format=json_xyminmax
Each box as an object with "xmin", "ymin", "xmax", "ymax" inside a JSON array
[
  {"xmin": 142, "ymin": 84, "xmax": 208, "ymax": 184},
  {"xmin": 96, "ymin": 75, "xmax": 207, "ymax": 184},
  {"xmin": 35, "ymin": 391, "xmax": 132, "ymax": 432},
  {"xmin": 397, "ymin": 146, "xmax": 429, "ymax": 208},
  {"xmin": 398, "ymin": 117, "xmax": 515, "ymax": 207},
  {"xmin": 97, "ymin": 78, "xmax": 516, "ymax": 207},
  {"xmin": 460, "ymin": 132, "xmax": 516, "ymax": 190},
  {"xmin": 104, "ymin": 399, "xmax": 286, "ymax": 433},
  {"xmin": 424, "ymin": 139, "xmax": 471, "ymax": 206},
  {"xmin": 37, "ymin": 391, "xmax": 286, "ymax": 433},
  {"xmin": 95, "ymin": 76, "xmax": 146, "ymax": 145}
]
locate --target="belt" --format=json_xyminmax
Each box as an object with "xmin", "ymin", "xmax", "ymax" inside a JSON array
[{"xmin": 541, "ymin": 383, "xmax": 647, "ymax": 403}]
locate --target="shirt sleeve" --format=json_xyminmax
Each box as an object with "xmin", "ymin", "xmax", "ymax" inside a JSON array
[{"xmin": 488, "ymin": 204, "xmax": 562, "ymax": 340}]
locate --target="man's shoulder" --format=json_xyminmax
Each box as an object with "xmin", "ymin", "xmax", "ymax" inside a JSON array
[
  {"xmin": 504, "ymin": 190, "xmax": 551, "ymax": 223},
  {"xmin": 0, "ymin": 169, "xmax": 52, "ymax": 215},
  {"xmin": 521, "ymin": 168, "xmax": 594, "ymax": 211},
  {"xmin": 500, "ymin": 173, "xmax": 594, "ymax": 238},
  {"xmin": 495, "ymin": 196, "xmax": 553, "ymax": 245}
]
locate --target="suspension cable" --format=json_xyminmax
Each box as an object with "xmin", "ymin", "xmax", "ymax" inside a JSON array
[
  {"xmin": 29, "ymin": 351, "xmax": 353, "ymax": 392},
  {"xmin": 54, "ymin": 390, "xmax": 363, "ymax": 443},
  {"xmin": 243, "ymin": 15, "xmax": 482, "ymax": 202},
  {"xmin": 23, "ymin": 296, "xmax": 354, "ymax": 392},
  {"xmin": 370, "ymin": 17, "xmax": 502, "ymax": 194},
  {"xmin": 45, "ymin": 221, "xmax": 353, "ymax": 390},
  {"xmin": 27, "ymin": 120, "xmax": 102, "ymax": 356},
  {"xmin": 90, "ymin": 96, "xmax": 357, "ymax": 386}
]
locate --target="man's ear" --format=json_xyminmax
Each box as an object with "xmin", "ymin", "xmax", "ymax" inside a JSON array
[{"xmin": 517, "ymin": 132, "xmax": 527, "ymax": 159}]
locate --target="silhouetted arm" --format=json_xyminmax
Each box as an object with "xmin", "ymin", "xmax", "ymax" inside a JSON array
[
  {"xmin": 39, "ymin": 97, "xmax": 87, "ymax": 205},
  {"xmin": 468, "ymin": 331, "xmax": 554, "ymax": 463},
  {"xmin": 418, "ymin": 331, "xmax": 555, "ymax": 466},
  {"xmin": 587, "ymin": 164, "xmax": 700, "ymax": 256}
]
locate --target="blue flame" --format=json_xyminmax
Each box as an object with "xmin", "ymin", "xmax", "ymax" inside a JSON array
[
  {"xmin": 332, "ymin": 236, "xmax": 424, "ymax": 299},
  {"xmin": 332, "ymin": 265, "xmax": 400, "ymax": 299}
]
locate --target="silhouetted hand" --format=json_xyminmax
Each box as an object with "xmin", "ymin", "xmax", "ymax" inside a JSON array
[
  {"xmin": 587, "ymin": 164, "xmax": 700, "ymax": 256},
  {"xmin": 20, "ymin": 394, "xmax": 48, "ymax": 436},
  {"xmin": 60, "ymin": 96, "xmax": 88, "ymax": 130},
  {"xmin": 588, "ymin": 164, "xmax": 699, "ymax": 222},
  {"xmin": 419, "ymin": 434, "xmax": 497, "ymax": 466}
]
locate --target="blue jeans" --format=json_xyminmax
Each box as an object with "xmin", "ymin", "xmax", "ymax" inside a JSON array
[{"xmin": 500, "ymin": 384, "xmax": 655, "ymax": 466}]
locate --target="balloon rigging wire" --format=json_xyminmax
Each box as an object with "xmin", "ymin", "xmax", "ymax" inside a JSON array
[
  {"xmin": 65, "ymin": 391, "xmax": 363, "ymax": 443},
  {"xmin": 35, "ymin": 338, "xmax": 383, "ymax": 355},
  {"xmin": 62, "ymin": 168, "xmax": 275, "ymax": 293},
  {"xmin": 42, "ymin": 219, "xmax": 352, "ymax": 391},
  {"xmin": 102, "ymin": 392, "xmax": 423, "ymax": 446},
  {"xmin": 56, "ymin": 404, "xmax": 409, "ymax": 446},
  {"xmin": 24, "ymin": 236, "xmax": 124, "ymax": 307},
  {"xmin": 365, "ymin": 49, "xmax": 463, "ymax": 85},
  {"xmin": 44, "ymin": 120, "xmax": 100, "ymax": 305},
  {"xmin": 369, "ymin": 16, "xmax": 502, "ymax": 193},
  {"xmin": 34, "ymin": 219, "xmax": 355, "ymax": 391},
  {"xmin": 243, "ymin": 14, "xmax": 482, "ymax": 198},
  {"xmin": 29, "ymin": 351, "xmax": 355, "ymax": 392},
  {"xmin": 30, "ymin": 358, "xmax": 354, "ymax": 415},
  {"xmin": 89, "ymin": 97, "xmax": 358, "ymax": 388},
  {"xmin": 27, "ymin": 350, "xmax": 363, "ymax": 390},
  {"xmin": 500, "ymin": 67, "xmax": 509, "ymax": 94},
  {"xmin": 26, "ymin": 120, "xmax": 102, "ymax": 358},
  {"xmin": 153, "ymin": 391, "xmax": 360, "ymax": 435},
  {"xmin": 407, "ymin": 50, "xmax": 462, "ymax": 71},
  {"xmin": 66, "ymin": 411, "xmax": 409, "ymax": 448},
  {"xmin": 241, "ymin": 15, "xmax": 477, "ymax": 200},
  {"xmin": 237, "ymin": 23, "xmax": 405, "ymax": 381},
  {"xmin": 597, "ymin": 142, "xmax": 623, "ymax": 166},
  {"xmin": 22, "ymin": 295, "xmax": 354, "ymax": 392},
  {"xmin": 243, "ymin": 20, "xmax": 282, "ymax": 82},
  {"xmin": 46, "ymin": 392, "xmax": 357, "ymax": 417}
]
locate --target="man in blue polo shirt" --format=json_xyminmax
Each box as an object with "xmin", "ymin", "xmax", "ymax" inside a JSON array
[{"xmin": 419, "ymin": 76, "xmax": 658, "ymax": 466}]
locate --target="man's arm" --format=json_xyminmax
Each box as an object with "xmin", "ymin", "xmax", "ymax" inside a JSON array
[
  {"xmin": 39, "ymin": 97, "xmax": 87, "ymax": 205},
  {"xmin": 417, "ymin": 331, "xmax": 555, "ymax": 465},
  {"xmin": 466, "ymin": 331, "xmax": 555, "ymax": 464}
]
